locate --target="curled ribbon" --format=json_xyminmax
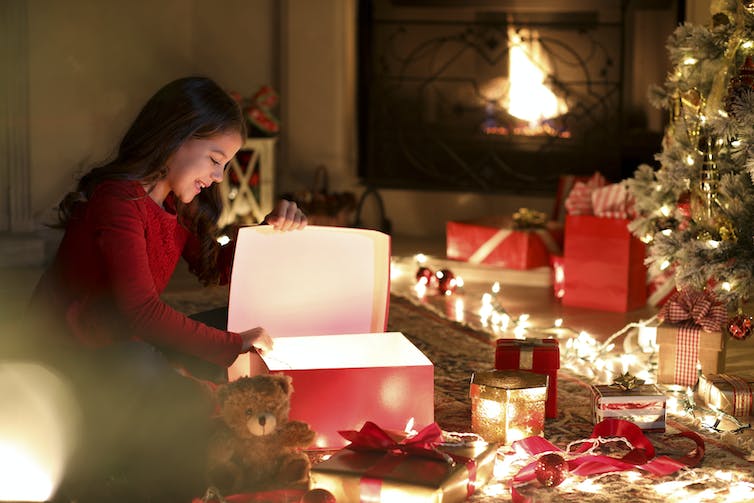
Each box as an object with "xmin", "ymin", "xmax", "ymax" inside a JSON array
[
  {"xmin": 659, "ymin": 288, "xmax": 727, "ymax": 332},
  {"xmin": 510, "ymin": 418, "xmax": 705, "ymax": 503}
]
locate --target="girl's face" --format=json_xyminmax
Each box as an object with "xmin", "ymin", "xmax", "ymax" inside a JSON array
[{"xmin": 164, "ymin": 131, "xmax": 243, "ymax": 204}]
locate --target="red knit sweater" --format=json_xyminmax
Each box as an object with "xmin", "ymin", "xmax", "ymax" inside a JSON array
[{"xmin": 31, "ymin": 180, "xmax": 242, "ymax": 367}]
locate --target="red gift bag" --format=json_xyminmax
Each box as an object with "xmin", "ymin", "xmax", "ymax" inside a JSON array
[{"xmin": 562, "ymin": 215, "xmax": 647, "ymax": 312}]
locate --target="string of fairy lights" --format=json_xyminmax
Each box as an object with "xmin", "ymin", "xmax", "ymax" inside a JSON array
[{"xmin": 392, "ymin": 253, "xmax": 752, "ymax": 435}]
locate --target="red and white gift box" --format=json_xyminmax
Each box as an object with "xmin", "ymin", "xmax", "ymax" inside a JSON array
[
  {"xmin": 591, "ymin": 383, "xmax": 667, "ymax": 432},
  {"xmin": 697, "ymin": 373, "xmax": 754, "ymax": 418},
  {"xmin": 227, "ymin": 226, "xmax": 435, "ymax": 449},
  {"xmin": 446, "ymin": 216, "xmax": 562, "ymax": 270},
  {"xmin": 494, "ymin": 338, "xmax": 560, "ymax": 418}
]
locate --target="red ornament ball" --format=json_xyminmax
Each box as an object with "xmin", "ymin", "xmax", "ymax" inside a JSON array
[
  {"xmin": 728, "ymin": 314, "xmax": 754, "ymax": 340},
  {"xmin": 435, "ymin": 268, "xmax": 457, "ymax": 295},
  {"xmin": 534, "ymin": 452, "xmax": 569, "ymax": 488},
  {"xmin": 677, "ymin": 192, "xmax": 691, "ymax": 219},
  {"xmin": 300, "ymin": 488, "xmax": 336, "ymax": 503},
  {"xmin": 415, "ymin": 266, "xmax": 434, "ymax": 286}
]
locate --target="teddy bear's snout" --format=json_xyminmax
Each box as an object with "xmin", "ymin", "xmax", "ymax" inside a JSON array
[{"xmin": 246, "ymin": 412, "xmax": 277, "ymax": 436}]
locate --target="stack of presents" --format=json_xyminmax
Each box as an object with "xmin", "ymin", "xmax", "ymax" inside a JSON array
[{"xmin": 206, "ymin": 183, "xmax": 751, "ymax": 501}]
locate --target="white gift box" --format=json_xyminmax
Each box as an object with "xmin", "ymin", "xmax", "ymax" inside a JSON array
[{"xmin": 227, "ymin": 226, "xmax": 435, "ymax": 448}]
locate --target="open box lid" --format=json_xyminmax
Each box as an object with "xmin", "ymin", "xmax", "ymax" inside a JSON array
[{"xmin": 227, "ymin": 226, "xmax": 391, "ymax": 337}]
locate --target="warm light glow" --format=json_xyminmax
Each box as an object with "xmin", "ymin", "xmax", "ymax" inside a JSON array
[
  {"xmin": 660, "ymin": 260, "xmax": 671, "ymax": 271},
  {"xmin": 661, "ymin": 229, "xmax": 672, "ymax": 236},
  {"xmin": 414, "ymin": 253, "xmax": 427, "ymax": 264},
  {"xmin": 554, "ymin": 318, "xmax": 563, "ymax": 328},
  {"xmin": 217, "ymin": 234, "xmax": 231, "ymax": 246},
  {"xmin": 707, "ymin": 240, "xmax": 720, "ymax": 248},
  {"xmin": 641, "ymin": 234, "xmax": 653, "ymax": 243},
  {"xmin": 660, "ymin": 205, "xmax": 671, "ymax": 217},
  {"xmin": 480, "ymin": 398, "xmax": 503, "ymax": 419},
  {"xmin": 731, "ymin": 139, "xmax": 742, "ymax": 148},
  {"xmin": 742, "ymin": 41, "xmax": 754, "ymax": 49},
  {"xmin": 0, "ymin": 362, "xmax": 80, "ymax": 502},
  {"xmin": 491, "ymin": 281, "xmax": 501, "ymax": 294},
  {"xmin": 722, "ymin": 281, "xmax": 732, "ymax": 291},
  {"xmin": 686, "ymin": 154, "xmax": 695, "ymax": 165},
  {"xmin": 682, "ymin": 57, "xmax": 698, "ymax": 65},
  {"xmin": 456, "ymin": 276, "xmax": 464, "ymax": 288},
  {"xmin": 505, "ymin": 28, "xmax": 568, "ymax": 127}
]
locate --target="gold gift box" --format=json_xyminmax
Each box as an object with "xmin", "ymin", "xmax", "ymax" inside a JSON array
[
  {"xmin": 309, "ymin": 441, "xmax": 497, "ymax": 502},
  {"xmin": 470, "ymin": 370, "xmax": 548, "ymax": 444},
  {"xmin": 697, "ymin": 373, "xmax": 754, "ymax": 418}
]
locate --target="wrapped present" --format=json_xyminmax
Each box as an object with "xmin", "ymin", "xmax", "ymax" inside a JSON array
[
  {"xmin": 446, "ymin": 214, "xmax": 562, "ymax": 270},
  {"xmin": 310, "ymin": 422, "xmax": 497, "ymax": 502},
  {"xmin": 470, "ymin": 370, "xmax": 547, "ymax": 444},
  {"xmin": 697, "ymin": 373, "xmax": 754, "ymax": 418},
  {"xmin": 562, "ymin": 172, "xmax": 608, "ymax": 216},
  {"xmin": 227, "ymin": 227, "xmax": 434, "ymax": 449},
  {"xmin": 562, "ymin": 214, "xmax": 647, "ymax": 312},
  {"xmin": 494, "ymin": 338, "xmax": 560, "ymax": 418},
  {"xmin": 654, "ymin": 289, "xmax": 728, "ymax": 387},
  {"xmin": 591, "ymin": 378, "xmax": 667, "ymax": 432}
]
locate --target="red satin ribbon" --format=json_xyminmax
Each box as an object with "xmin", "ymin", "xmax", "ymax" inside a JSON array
[
  {"xmin": 339, "ymin": 421, "xmax": 477, "ymax": 500},
  {"xmin": 510, "ymin": 418, "xmax": 705, "ymax": 503}
]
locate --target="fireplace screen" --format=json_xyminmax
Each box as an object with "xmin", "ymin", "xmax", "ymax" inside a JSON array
[{"xmin": 358, "ymin": 0, "xmax": 629, "ymax": 194}]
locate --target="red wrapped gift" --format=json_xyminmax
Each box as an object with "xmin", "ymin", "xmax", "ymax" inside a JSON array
[
  {"xmin": 494, "ymin": 338, "xmax": 560, "ymax": 418},
  {"xmin": 562, "ymin": 215, "xmax": 647, "ymax": 312},
  {"xmin": 446, "ymin": 216, "xmax": 562, "ymax": 270}
]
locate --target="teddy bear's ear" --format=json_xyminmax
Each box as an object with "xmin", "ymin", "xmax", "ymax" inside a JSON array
[
  {"xmin": 274, "ymin": 374, "xmax": 294, "ymax": 396},
  {"xmin": 216, "ymin": 382, "xmax": 231, "ymax": 404}
]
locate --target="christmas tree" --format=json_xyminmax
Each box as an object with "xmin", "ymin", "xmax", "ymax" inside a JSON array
[{"xmin": 628, "ymin": 0, "xmax": 754, "ymax": 326}]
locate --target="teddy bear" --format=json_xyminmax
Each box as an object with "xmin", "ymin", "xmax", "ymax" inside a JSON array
[{"xmin": 207, "ymin": 374, "xmax": 316, "ymax": 494}]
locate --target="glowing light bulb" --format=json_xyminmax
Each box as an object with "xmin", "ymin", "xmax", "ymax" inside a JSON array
[
  {"xmin": 659, "ymin": 206, "xmax": 671, "ymax": 217},
  {"xmin": 682, "ymin": 57, "xmax": 697, "ymax": 65},
  {"xmin": 217, "ymin": 235, "xmax": 231, "ymax": 246},
  {"xmin": 554, "ymin": 318, "xmax": 563, "ymax": 328},
  {"xmin": 659, "ymin": 260, "xmax": 671, "ymax": 271},
  {"xmin": 492, "ymin": 281, "xmax": 501, "ymax": 294},
  {"xmin": 722, "ymin": 281, "xmax": 732, "ymax": 291},
  {"xmin": 414, "ymin": 253, "xmax": 427, "ymax": 264}
]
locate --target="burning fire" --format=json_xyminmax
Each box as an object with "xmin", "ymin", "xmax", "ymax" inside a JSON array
[{"xmin": 483, "ymin": 27, "xmax": 569, "ymax": 138}]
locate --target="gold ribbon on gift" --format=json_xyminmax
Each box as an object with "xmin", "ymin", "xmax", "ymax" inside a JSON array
[{"xmin": 512, "ymin": 208, "xmax": 548, "ymax": 230}]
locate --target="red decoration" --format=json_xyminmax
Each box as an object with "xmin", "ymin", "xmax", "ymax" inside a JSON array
[
  {"xmin": 728, "ymin": 313, "xmax": 754, "ymax": 340},
  {"xmin": 436, "ymin": 269, "xmax": 457, "ymax": 295},
  {"xmin": 677, "ymin": 191, "xmax": 691, "ymax": 219},
  {"xmin": 300, "ymin": 488, "xmax": 336, "ymax": 503},
  {"xmin": 415, "ymin": 266, "xmax": 434, "ymax": 286},
  {"xmin": 534, "ymin": 452, "xmax": 569, "ymax": 487},
  {"xmin": 726, "ymin": 56, "xmax": 754, "ymax": 116}
]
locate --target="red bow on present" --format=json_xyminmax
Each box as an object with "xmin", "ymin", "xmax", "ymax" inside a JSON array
[
  {"xmin": 510, "ymin": 418, "xmax": 705, "ymax": 503},
  {"xmin": 339, "ymin": 421, "xmax": 452, "ymax": 463},
  {"xmin": 659, "ymin": 288, "xmax": 727, "ymax": 332}
]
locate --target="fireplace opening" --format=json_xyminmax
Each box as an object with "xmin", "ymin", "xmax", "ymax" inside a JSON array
[{"xmin": 357, "ymin": 0, "xmax": 681, "ymax": 195}]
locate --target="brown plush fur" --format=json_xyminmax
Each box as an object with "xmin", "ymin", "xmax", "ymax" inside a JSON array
[{"xmin": 207, "ymin": 374, "xmax": 316, "ymax": 493}]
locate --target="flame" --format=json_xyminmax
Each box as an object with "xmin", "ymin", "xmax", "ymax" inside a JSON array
[{"xmin": 507, "ymin": 28, "xmax": 568, "ymax": 123}]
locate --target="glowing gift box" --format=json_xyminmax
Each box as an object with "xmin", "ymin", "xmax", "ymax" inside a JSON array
[
  {"xmin": 226, "ymin": 226, "xmax": 435, "ymax": 449},
  {"xmin": 697, "ymin": 373, "xmax": 754, "ymax": 418},
  {"xmin": 591, "ymin": 383, "xmax": 667, "ymax": 432},
  {"xmin": 469, "ymin": 370, "xmax": 547, "ymax": 445}
]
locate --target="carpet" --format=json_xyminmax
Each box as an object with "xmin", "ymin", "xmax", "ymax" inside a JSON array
[{"xmin": 162, "ymin": 287, "xmax": 754, "ymax": 502}]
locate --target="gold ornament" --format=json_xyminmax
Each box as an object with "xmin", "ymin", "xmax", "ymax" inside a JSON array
[
  {"xmin": 680, "ymin": 88, "xmax": 704, "ymax": 148},
  {"xmin": 512, "ymin": 208, "xmax": 547, "ymax": 230},
  {"xmin": 690, "ymin": 132, "xmax": 737, "ymax": 242},
  {"xmin": 609, "ymin": 372, "xmax": 645, "ymax": 392}
]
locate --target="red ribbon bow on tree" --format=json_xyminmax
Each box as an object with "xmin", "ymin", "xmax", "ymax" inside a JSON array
[{"xmin": 659, "ymin": 288, "xmax": 727, "ymax": 332}]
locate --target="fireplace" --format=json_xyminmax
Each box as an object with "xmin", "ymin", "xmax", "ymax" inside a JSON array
[{"xmin": 357, "ymin": 0, "xmax": 680, "ymax": 195}]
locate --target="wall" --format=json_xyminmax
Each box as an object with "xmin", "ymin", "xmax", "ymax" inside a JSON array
[{"xmin": 25, "ymin": 0, "xmax": 276, "ymax": 223}]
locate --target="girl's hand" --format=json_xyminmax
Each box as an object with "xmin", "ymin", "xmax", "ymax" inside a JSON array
[
  {"xmin": 264, "ymin": 199, "xmax": 307, "ymax": 231},
  {"xmin": 240, "ymin": 326, "xmax": 273, "ymax": 354}
]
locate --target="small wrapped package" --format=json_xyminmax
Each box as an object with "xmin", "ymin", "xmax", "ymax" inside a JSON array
[
  {"xmin": 446, "ymin": 214, "xmax": 562, "ymax": 270},
  {"xmin": 697, "ymin": 373, "xmax": 754, "ymax": 418},
  {"xmin": 470, "ymin": 370, "xmax": 547, "ymax": 445},
  {"xmin": 494, "ymin": 338, "xmax": 560, "ymax": 418},
  {"xmin": 310, "ymin": 422, "xmax": 497, "ymax": 503},
  {"xmin": 591, "ymin": 381, "xmax": 667, "ymax": 432},
  {"xmin": 653, "ymin": 289, "xmax": 728, "ymax": 387}
]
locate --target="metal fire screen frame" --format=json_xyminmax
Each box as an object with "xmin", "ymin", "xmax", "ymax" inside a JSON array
[{"xmin": 357, "ymin": 0, "xmax": 629, "ymax": 195}]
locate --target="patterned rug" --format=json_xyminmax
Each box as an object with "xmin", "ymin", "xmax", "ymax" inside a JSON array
[{"xmin": 163, "ymin": 286, "xmax": 754, "ymax": 502}]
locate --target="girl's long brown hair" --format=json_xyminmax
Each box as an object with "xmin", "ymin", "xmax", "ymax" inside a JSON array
[{"xmin": 57, "ymin": 76, "xmax": 246, "ymax": 285}]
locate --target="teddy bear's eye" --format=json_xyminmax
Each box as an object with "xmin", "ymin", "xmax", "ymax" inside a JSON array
[{"xmin": 245, "ymin": 408, "xmax": 254, "ymax": 417}]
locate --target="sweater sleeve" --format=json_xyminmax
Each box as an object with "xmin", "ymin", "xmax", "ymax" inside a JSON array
[{"xmin": 89, "ymin": 187, "xmax": 243, "ymax": 367}]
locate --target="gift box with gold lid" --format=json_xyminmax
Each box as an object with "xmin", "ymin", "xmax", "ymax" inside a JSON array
[{"xmin": 469, "ymin": 370, "xmax": 548, "ymax": 445}]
